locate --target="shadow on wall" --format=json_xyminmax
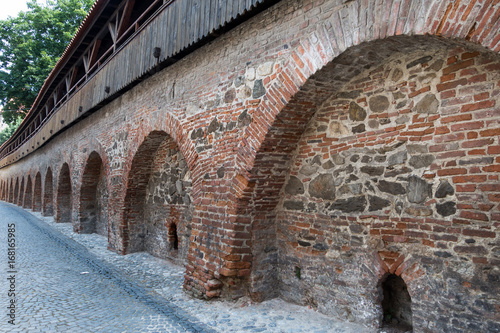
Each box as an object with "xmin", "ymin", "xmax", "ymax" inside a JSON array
[{"xmin": 245, "ymin": 35, "xmax": 499, "ymax": 329}]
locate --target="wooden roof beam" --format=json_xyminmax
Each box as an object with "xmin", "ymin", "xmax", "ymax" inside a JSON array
[{"xmin": 118, "ymin": 0, "xmax": 135, "ymax": 37}]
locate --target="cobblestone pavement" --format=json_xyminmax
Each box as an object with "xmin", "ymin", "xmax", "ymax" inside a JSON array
[{"xmin": 0, "ymin": 202, "xmax": 376, "ymax": 333}]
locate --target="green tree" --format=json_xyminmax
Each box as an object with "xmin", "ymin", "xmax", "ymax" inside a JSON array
[
  {"xmin": 0, "ymin": 0, "xmax": 94, "ymax": 125},
  {"xmin": 0, "ymin": 117, "xmax": 23, "ymax": 146}
]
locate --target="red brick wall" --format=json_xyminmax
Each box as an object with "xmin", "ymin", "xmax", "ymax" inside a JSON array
[
  {"xmin": 33, "ymin": 172, "xmax": 42, "ymax": 212},
  {"xmin": 23, "ymin": 176, "xmax": 32, "ymax": 209},
  {"xmin": 42, "ymin": 168, "xmax": 54, "ymax": 216},
  {"xmin": 122, "ymin": 131, "xmax": 193, "ymax": 262},
  {"xmin": 0, "ymin": 0, "xmax": 498, "ymax": 331},
  {"xmin": 78, "ymin": 151, "xmax": 107, "ymax": 235},
  {"xmin": 16, "ymin": 178, "xmax": 23, "ymax": 206},
  {"xmin": 13, "ymin": 178, "xmax": 19, "ymax": 205},
  {"xmin": 55, "ymin": 163, "xmax": 72, "ymax": 223},
  {"xmin": 267, "ymin": 44, "xmax": 499, "ymax": 328}
]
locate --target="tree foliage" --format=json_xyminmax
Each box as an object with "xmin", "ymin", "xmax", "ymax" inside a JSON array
[
  {"xmin": 0, "ymin": 117, "xmax": 23, "ymax": 146},
  {"xmin": 0, "ymin": 0, "xmax": 94, "ymax": 125}
]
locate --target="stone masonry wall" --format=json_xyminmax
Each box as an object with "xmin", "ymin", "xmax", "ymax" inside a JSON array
[
  {"xmin": 143, "ymin": 138, "xmax": 193, "ymax": 262},
  {"xmin": 275, "ymin": 45, "xmax": 500, "ymax": 330}
]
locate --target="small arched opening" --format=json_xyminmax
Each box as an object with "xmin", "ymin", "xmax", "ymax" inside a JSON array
[
  {"xmin": 17, "ymin": 178, "xmax": 24, "ymax": 206},
  {"xmin": 123, "ymin": 131, "xmax": 193, "ymax": 260},
  {"xmin": 380, "ymin": 274, "xmax": 413, "ymax": 331},
  {"xmin": 56, "ymin": 163, "xmax": 72, "ymax": 223},
  {"xmin": 23, "ymin": 176, "xmax": 33, "ymax": 209},
  {"xmin": 79, "ymin": 151, "xmax": 108, "ymax": 235},
  {"xmin": 8, "ymin": 179, "xmax": 14, "ymax": 203},
  {"xmin": 168, "ymin": 222, "xmax": 179, "ymax": 250},
  {"xmin": 13, "ymin": 178, "xmax": 19, "ymax": 205},
  {"xmin": 43, "ymin": 168, "xmax": 54, "ymax": 216},
  {"xmin": 33, "ymin": 172, "xmax": 42, "ymax": 212}
]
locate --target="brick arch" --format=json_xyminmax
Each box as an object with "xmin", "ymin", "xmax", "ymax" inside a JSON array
[
  {"xmin": 13, "ymin": 178, "xmax": 19, "ymax": 205},
  {"xmin": 8, "ymin": 179, "xmax": 13, "ymax": 203},
  {"xmin": 221, "ymin": 36, "xmax": 499, "ymax": 327},
  {"xmin": 217, "ymin": 0, "xmax": 499, "ymax": 284},
  {"xmin": 78, "ymin": 151, "xmax": 108, "ymax": 235},
  {"xmin": 42, "ymin": 167, "xmax": 54, "ymax": 216},
  {"xmin": 2, "ymin": 180, "xmax": 6, "ymax": 201},
  {"xmin": 236, "ymin": 0, "xmax": 500, "ymax": 183},
  {"xmin": 23, "ymin": 175, "xmax": 33, "ymax": 209},
  {"xmin": 122, "ymin": 112, "xmax": 199, "ymax": 196},
  {"xmin": 17, "ymin": 177, "xmax": 24, "ymax": 206},
  {"xmin": 121, "ymin": 130, "xmax": 194, "ymax": 260},
  {"xmin": 33, "ymin": 172, "xmax": 42, "ymax": 212},
  {"xmin": 55, "ymin": 163, "xmax": 72, "ymax": 223},
  {"xmin": 212, "ymin": 3, "xmax": 500, "ymax": 297}
]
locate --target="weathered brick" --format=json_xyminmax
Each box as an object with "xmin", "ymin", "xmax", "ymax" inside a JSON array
[{"xmin": 0, "ymin": 3, "xmax": 498, "ymax": 330}]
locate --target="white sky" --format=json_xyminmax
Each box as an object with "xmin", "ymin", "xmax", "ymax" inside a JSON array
[{"xmin": 0, "ymin": 0, "xmax": 29, "ymax": 21}]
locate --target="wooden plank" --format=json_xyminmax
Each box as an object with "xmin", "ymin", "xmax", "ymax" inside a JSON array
[
  {"xmin": 158, "ymin": 11, "xmax": 167, "ymax": 62},
  {"xmin": 146, "ymin": 27, "xmax": 152, "ymax": 73},
  {"xmin": 176, "ymin": 1, "xmax": 183, "ymax": 54},
  {"xmin": 166, "ymin": 4, "xmax": 174, "ymax": 58},
  {"xmin": 204, "ymin": 0, "xmax": 211, "ymax": 36},
  {"xmin": 118, "ymin": 0, "xmax": 135, "ymax": 37},
  {"xmin": 231, "ymin": 0, "xmax": 238, "ymax": 20},
  {"xmin": 197, "ymin": 0, "xmax": 204, "ymax": 41},
  {"xmin": 190, "ymin": 0, "xmax": 196, "ymax": 47},
  {"xmin": 186, "ymin": 0, "xmax": 191, "ymax": 49},
  {"xmin": 216, "ymin": 0, "xmax": 222, "ymax": 31},
  {"xmin": 233, "ymin": 0, "xmax": 239, "ymax": 21},
  {"xmin": 238, "ymin": 0, "xmax": 244, "ymax": 17},
  {"xmin": 184, "ymin": 0, "xmax": 191, "ymax": 50},
  {"xmin": 150, "ymin": 18, "xmax": 156, "ymax": 68},
  {"xmin": 142, "ymin": 29, "xmax": 149, "ymax": 75},
  {"xmin": 209, "ymin": 0, "xmax": 216, "ymax": 33},
  {"xmin": 222, "ymin": 0, "xmax": 228, "ymax": 26}
]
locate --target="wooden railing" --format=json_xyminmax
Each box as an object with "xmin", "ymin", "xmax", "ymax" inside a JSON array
[{"xmin": 0, "ymin": 0, "xmax": 272, "ymax": 167}]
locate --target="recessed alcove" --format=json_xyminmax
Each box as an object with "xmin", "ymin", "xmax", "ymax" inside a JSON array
[
  {"xmin": 168, "ymin": 223, "xmax": 179, "ymax": 250},
  {"xmin": 381, "ymin": 274, "xmax": 413, "ymax": 331}
]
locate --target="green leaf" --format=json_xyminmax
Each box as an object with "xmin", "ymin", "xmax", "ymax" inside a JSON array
[{"xmin": 0, "ymin": 0, "xmax": 94, "ymax": 125}]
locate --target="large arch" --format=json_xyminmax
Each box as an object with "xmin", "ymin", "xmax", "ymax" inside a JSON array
[
  {"xmin": 42, "ymin": 168, "xmax": 54, "ymax": 216},
  {"xmin": 122, "ymin": 131, "xmax": 194, "ymax": 262},
  {"xmin": 33, "ymin": 172, "xmax": 42, "ymax": 212},
  {"xmin": 78, "ymin": 151, "xmax": 108, "ymax": 235},
  {"xmin": 17, "ymin": 178, "xmax": 24, "ymax": 206},
  {"xmin": 55, "ymin": 163, "xmax": 72, "ymax": 223},
  {"xmin": 185, "ymin": 0, "xmax": 500, "ymax": 303},
  {"xmin": 226, "ymin": 36, "xmax": 500, "ymax": 329},
  {"xmin": 23, "ymin": 175, "xmax": 33, "ymax": 209}
]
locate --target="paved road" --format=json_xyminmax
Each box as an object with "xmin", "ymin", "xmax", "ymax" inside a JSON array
[
  {"xmin": 0, "ymin": 202, "xmax": 210, "ymax": 333},
  {"xmin": 0, "ymin": 202, "xmax": 374, "ymax": 333}
]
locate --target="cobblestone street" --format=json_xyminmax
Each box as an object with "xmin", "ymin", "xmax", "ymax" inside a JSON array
[{"xmin": 0, "ymin": 202, "xmax": 373, "ymax": 332}]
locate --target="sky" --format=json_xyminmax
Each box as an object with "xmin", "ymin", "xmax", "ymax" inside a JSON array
[{"xmin": 0, "ymin": 0, "xmax": 28, "ymax": 21}]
